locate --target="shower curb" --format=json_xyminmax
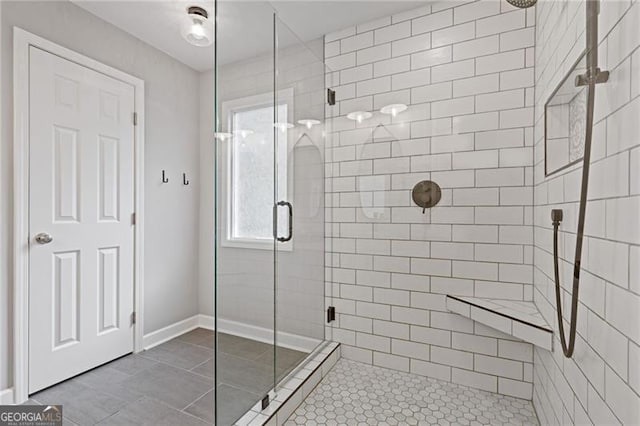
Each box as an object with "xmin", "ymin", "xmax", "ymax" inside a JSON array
[{"xmin": 234, "ymin": 342, "xmax": 341, "ymax": 426}]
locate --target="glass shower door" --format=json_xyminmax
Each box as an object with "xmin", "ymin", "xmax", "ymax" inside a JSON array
[
  {"xmin": 214, "ymin": 5, "xmax": 331, "ymax": 423},
  {"xmin": 273, "ymin": 17, "xmax": 328, "ymax": 385},
  {"xmin": 214, "ymin": 2, "xmax": 278, "ymax": 424}
]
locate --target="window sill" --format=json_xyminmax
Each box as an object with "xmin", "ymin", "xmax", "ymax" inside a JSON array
[{"xmin": 221, "ymin": 238, "xmax": 293, "ymax": 252}]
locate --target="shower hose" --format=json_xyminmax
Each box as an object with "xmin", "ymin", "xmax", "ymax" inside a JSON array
[
  {"xmin": 552, "ymin": 79, "xmax": 595, "ymax": 358},
  {"xmin": 552, "ymin": 0, "xmax": 608, "ymax": 358},
  {"xmin": 551, "ymin": 42, "xmax": 609, "ymax": 358}
]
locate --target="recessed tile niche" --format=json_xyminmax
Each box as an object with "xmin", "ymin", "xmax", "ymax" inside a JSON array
[{"xmin": 545, "ymin": 51, "xmax": 588, "ymax": 176}]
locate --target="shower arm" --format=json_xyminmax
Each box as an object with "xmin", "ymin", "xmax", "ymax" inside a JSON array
[{"xmin": 552, "ymin": 0, "xmax": 608, "ymax": 358}]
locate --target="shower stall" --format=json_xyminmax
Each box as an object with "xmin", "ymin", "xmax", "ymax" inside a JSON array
[
  {"xmin": 212, "ymin": 2, "xmax": 333, "ymax": 423},
  {"xmin": 4, "ymin": 0, "xmax": 639, "ymax": 424}
]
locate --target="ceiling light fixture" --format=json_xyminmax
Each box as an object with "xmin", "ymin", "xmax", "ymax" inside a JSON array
[
  {"xmin": 346, "ymin": 111, "xmax": 372, "ymax": 123},
  {"xmin": 380, "ymin": 104, "xmax": 408, "ymax": 117},
  {"xmin": 181, "ymin": 6, "xmax": 213, "ymax": 47},
  {"xmin": 298, "ymin": 119, "xmax": 321, "ymax": 129}
]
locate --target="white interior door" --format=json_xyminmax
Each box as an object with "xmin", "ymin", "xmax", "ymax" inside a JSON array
[{"xmin": 28, "ymin": 46, "xmax": 136, "ymax": 393}]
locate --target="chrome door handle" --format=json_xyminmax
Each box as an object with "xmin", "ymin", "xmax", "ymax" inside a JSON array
[{"xmin": 34, "ymin": 233, "xmax": 53, "ymax": 244}]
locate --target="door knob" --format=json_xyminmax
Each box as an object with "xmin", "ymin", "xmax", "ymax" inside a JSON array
[{"xmin": 34, "ymin": 233, "xmax": 53, "ymax": 244}]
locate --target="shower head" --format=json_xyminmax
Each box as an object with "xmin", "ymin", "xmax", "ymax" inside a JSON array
[{"xmin": 506, "ymin": 0, "xmax": 537, "ymax": 8}]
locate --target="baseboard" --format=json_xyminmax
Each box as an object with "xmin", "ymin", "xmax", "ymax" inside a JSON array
[
  {"xmin": 198, "ymin": 315, "xmax": 321, "ymax": 353},
  {"xmin": 0, "ymin": 387, "xmax": 14, "ymax": 405},
  {"xmin": 143, "ymin": 314, "xmax": 322, "ymax": 353},
  {"xmin": 198, "ymin": 314, "xmax": 214, "ymax": 330},
  {"xmin": 142, "ymin": 315, "xmax": 200, "ymax": 350}
]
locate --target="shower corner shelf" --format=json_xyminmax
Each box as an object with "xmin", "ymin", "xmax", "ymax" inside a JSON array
[{"xmin": 446, "ymin": 295, "xmax": 553, "ymax": 351}]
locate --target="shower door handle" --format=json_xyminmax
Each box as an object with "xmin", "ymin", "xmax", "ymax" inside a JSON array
[{"xmin": 274, "ymin": 201, "xmax": 293, "ymax": 242}]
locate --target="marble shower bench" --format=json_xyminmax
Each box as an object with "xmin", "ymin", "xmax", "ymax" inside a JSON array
[{"xmin": 446, "ymin": 295, "xmax": 553, "ymax": 350}]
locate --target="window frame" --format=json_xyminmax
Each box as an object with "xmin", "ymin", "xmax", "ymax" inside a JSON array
[{"xmin": 220, "ymin": 88, "xmax": 294, "ymax": 251}]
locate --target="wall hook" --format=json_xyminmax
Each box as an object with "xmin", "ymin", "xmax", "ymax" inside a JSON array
[
  {"xmin": 162, "ymin": 170, "xmax": 169, "ymax": 183},
  {"xmin": 183, "ymin": 173, "xmax": 190, "ymax": 186}
]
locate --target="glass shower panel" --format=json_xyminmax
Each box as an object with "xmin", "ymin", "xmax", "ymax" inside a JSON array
[
  {"xmin": 273, "ymin": 17, "xmax": 329, "ymax": 385},
  {"xmin": 214, "ymin": 2, "xmax": 277, "ymax": 424}
]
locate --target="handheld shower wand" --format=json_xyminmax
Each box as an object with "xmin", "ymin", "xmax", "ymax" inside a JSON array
[{"xmin": 551, "ymin": 0, "xmax": 608, "ymax": 358}]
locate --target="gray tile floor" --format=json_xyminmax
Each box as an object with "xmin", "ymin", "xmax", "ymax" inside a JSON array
[
  {"xmin": 286, "ymin": 359, "xmax": 540, "ymax": 426},
  {"xmin": 28, "ymin": 328, "xmax": 307, "ymax": 426}
]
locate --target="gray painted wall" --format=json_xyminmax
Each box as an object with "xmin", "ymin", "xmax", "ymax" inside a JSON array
[
  {"xmin": 0, "ymin": 0, "xmax": 201, "ymax": 392},
  {"xmin": 199, "ymin": 36, "xmax": 327, "ymax": 342}
]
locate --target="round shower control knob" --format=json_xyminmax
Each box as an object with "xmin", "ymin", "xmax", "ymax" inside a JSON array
[
  {"xmin": 412, "ymin": 180, "xmax": 442, "ymax": 213},
  {"xmin": 34, "ymin": 233, "xmax": 53, "ymax": 244}
]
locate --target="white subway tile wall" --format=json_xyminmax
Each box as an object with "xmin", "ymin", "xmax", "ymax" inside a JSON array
[
  {"xmin": 532, "ymin": 0, "xmax": 640, "ymax": 425},
  {"xmin": 324, "ymin": 0, "xmax": 537, "ymax": 399}
]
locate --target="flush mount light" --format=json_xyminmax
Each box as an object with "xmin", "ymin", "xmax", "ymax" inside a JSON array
[
  {"xmin": 274, "ymin": 122, "xmax": 295, "ymax": 132},
  {"xmin": 234, "ymin": 129, "xmax": 254, "ymax": 138},
  {"xmin": 181, "ymin": 6, "xmax": 213, "ymax": 47},
  {"xmin": 214, "ymin": 132, "xmax": 232, "ymax": 141},
  {"xmin": 380, "ymin": 104, "xmax": 408, "ymax": 117},
  {"xmin": 298, "ymin": 119, "xmax": 321, "ymax": 129},
  {"xmin": 346, "ymin": 111, "xmax": 373, "ymax": 123}
]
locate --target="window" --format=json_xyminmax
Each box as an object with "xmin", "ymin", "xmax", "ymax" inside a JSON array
[{"xmin": 222, "ymin": 90, "xmax": 293, "ymax": 249}]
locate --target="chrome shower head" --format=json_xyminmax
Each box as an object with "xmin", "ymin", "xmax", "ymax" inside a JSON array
[{"xmin": 506, "ymin": 0, "xmax": 537, "ymax": 8}]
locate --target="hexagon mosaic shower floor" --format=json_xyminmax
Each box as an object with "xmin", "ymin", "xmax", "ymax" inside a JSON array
[{"xmin": 285, "ymin": 359, "xmax": 539, "ymax": 426}]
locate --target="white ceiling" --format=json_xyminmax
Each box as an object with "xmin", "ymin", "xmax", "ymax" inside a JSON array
[{"xmin": 73, "ymin": 0, "xmax": 424, "ymax": 71}]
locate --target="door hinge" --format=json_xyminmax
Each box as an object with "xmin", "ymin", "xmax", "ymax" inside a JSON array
[
  {"xmin": 327, "ymin": 88, "xmax": 336, "ymax": 106},
  {"xmin": 133, "ymin": 112, "xmax": 138, "ymax": 126},
  {"xmin": 327, "ymin": 306, "xmax": 336, "ymax": 323},
  {"xmin": 261, "ymin": 395, "xmax": 270, "ymax": 410},
  {"xmin": 131, "ymin": 311, "xmax": 137, "ymax": 325},
  {"xmin": 131, "ymin": 213, "xmax": 136, "ymax": 225}
]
